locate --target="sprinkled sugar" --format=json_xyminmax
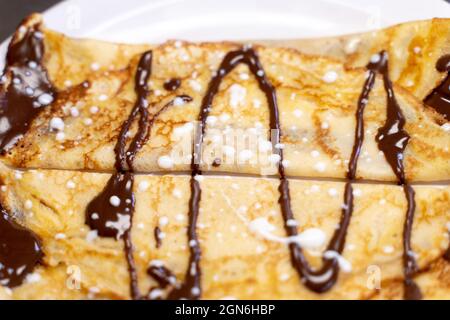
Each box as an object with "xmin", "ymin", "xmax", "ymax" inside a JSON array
[
  {"xmin": 322, "ymin": 71, "xmax": 338, "ymax": 83},
  {"xmin": 109, "ymin": 195, "xmax": 121, "ymax": 207},
  {"xmin": 157, "ymin": 155, "xmax": 174, "ymax": 169},
  {"xmin": 49, "ymin": 117, "xmax": 64, "ymax": 131}
]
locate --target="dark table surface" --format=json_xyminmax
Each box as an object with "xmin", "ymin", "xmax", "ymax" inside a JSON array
[
  {"xmin": 0, "ymin": 0, "xmax": 61, "ymax": 41},
  {"xmin": 0, "ymin": 0, "xmax": 449, "ymax": 42}
]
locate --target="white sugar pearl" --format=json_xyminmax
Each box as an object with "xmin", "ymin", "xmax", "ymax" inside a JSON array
[
  {"xmin": 370, "ymin": 53, "xmax": 381, "ymax": 64},
  {"xmin": 25, "ymin": 200, "xmax": 33, "ymax": 209},
  {"xmin": 56, "ymin": 132, "xmax": 65, "ymax": 141},
  {"xmin": 239, "ymin": 73, "xmax": 249, "ymax": 80},
  {"xmin": 345, "ymin": 38, "xmax": 361, "ymax": 54},
  {"xmin": 442, "ymin": 123, "xmax": 450, "ymax": 132},
  {"xmin": 159, "ymin": 216, "xmax": 169, "ymax": 226},
  {"xmin": 383, "ymin": 246, "xmax": 394, "ymax": 253},
  {"xmin": 314, "ymin": 162, "xmax": 326, "ymax": 172},
  {"xmin": 70, "ymin": 107, "xmax": 79, "ymax": 117},
  {"xmin": 0, "ymin": 117, "xmax": 10, "ymax": 134},
  {"xmin": 25, "ymin": 272, "xmax": 42, "ymax": 284},
  {"xmin": 296, "ymin": 228, "xmax": 326, "ymax": 249},
  {"xmin": 328, "ymin": 188, "xmax": 338, "ymax": 197},
  {"xmin": 191, "ymin": 287, "xmax": 200, "ymax": 296},
  {"xmin": 90, "ymin": 62, "xmax": 100, "ymax": 71},
  {"xmin": 38, "ymin": 93, "xmax": 53, "ymax": 105},
  {"xmin": 25, "ymin": 87, "xmax": 34, "ymax": 96},
  {"xmin": 109, "ymin": 195, "xmax": 121, "ymax": 207},
  {"xmin": 268, "ymin": 153, "xmax": 281, "ymax": 164},
  {"xmin": 322, "ymin": 71, "xmax": 338, "ymax": 83},
  {"xmin": 311, "ymin": 150, "xmax": 320, "ymax": 158},
  {"xmin": 66, "ymin": 180, "xmax": 76, "ymax": 189},
  {"xmin": 90, "ymin": 106, "xmax": 99, "ymax": 114},
  {"xmin": 49, "ymin": 117, "xmax": 64, "ymax": 131},
  {"xmin": 172, "ymin": 189, "xmax": 182, "ymax": 198},
  {"xmin": 206, "ymin": 116, "xmax": 217, "ymax": 125},
  {"xmin": 55, "ymin": 233, "xmax": 66, "ymax": 240},
  {"xmin": 219, "ymin": 113, "xmax": 230, "ymax": 122},
  {"xmin": 157, "ymin": 155, "xmax": 174, "ymax": 169},
  {"xmin": 138, "ymin": 181, "xmax": 149, "ymax": 192},
  {"xmin": 293, "ymin": 109, "xmax": 303, "ymax": 117},
  {"xmin": 194, "ymin": 175, "xmax": 204, "ymax": 182},
  {"xmin": 173, "ymin": 97, "xmax": 186, "ymax": 106},
  {"xmin": 28, "ymin": 61, "xmax": 38, "ymax": 69},
  {"xmin": 189, "ymin": 80, "xmax": 202, "ymax": 92},
  {"xmin": 189, "ymin": 240, "xmax": 197, "ymax": 247}
]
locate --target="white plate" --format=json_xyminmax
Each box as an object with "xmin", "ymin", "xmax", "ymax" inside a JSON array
[{"xmin": 1, "ymin": 0, "xmax": 450, "ymax": 68}]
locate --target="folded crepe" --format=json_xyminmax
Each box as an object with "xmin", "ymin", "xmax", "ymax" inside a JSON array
[
  {"xmin": 0, "ymin": 164, "xmax": 448, "ymax": 300},
  {"xmin": 0, "ymin": 14, "xmax": 448, "ymax": 181},
  {"xmin": 258, "ymin": 18, "xmax": 450, "ymax": 120},
  {"xmin": 0, "ymin": 14, "xmax": 449, "ymax": 300}
]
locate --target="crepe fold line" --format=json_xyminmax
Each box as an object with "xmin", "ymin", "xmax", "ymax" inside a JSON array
[{"xmin": 0, "ymin": 14, "xmax": 448, "ymax": 182}]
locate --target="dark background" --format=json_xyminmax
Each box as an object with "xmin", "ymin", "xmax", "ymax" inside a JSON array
[
  {"xmin": 0, "ymin": 0, "xmax": 449, "ymax": 41},
  {"xmin": 0, "ymin": 0, "xmax": 60, "ymax": 41}
]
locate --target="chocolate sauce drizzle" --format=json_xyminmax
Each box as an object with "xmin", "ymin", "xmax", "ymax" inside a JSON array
[
  {"xmin": 154, "ymin": 226, "xmax": 162, "ymax": 249},
  {"xmin": 147, "ymin": 264, "xmax": 176, "ymax": 288},
  {"xmin": 85, "ymin": 51, "xmax": 153, "ymax": 300},
  {"xmin": 85, "ymin": 51, "xmax": 192, "ymax": 299},
  {"xmin": 0, "ymin": 203, "xmax": 43, "ymax": 288},
  {"xmin": 147, "ymin": 263, "xmax": 177, "ymax": 299},
  {"xmin": 368, "ymin": 51, "xmax": 420, "ymax": 300},
  {"xmin": 424, "ymin": 54, "xmax": 450, "ymax": 120},
  {"xmin": 164, "ymin": 47, "xmax": 421, "ymax": 299},
  {"xmin": 163, "ymin": 78, "xmax": 181, "ymax": 91},
  {"xmin": 165, "ymin": 48, "xmax": 284, "ymax": 299},
  {"xmin": 0, "ymin": 23, "xmax": 56, "ymax": 153},
  {"xmin": 165, "ymin": 47, "xmax": 353, "ymax": 298},
  {"xmin": 0, "ymin": 22, "xmax": 48, "ymax": 289}
]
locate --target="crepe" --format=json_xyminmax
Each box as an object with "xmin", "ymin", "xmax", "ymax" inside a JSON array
[
  {"xmin": 0, "ymin": 15, "xmax": 448, "ymax": 181},
  {"xmin": 0, "ymin": 14, "xmax": 449, "ymax": 300},
  {"xmin": 0, "ymin": 164, "xmax": 448, "ymax": 300},
  {"xmin": 258, "ymin": 19, "xmax": 450, "ymax": 102}
]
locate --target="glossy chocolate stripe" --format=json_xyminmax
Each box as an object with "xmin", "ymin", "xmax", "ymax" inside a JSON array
[
  {"xmin": 370, "ymin": 51, "xmax": 421, "ymax": 300},
  {"xmin": 154, "ymin": 226, "xmax": 162, "ymax": 249},
  {"xmin": 167, "ymin": 47, "xmax": 283, "ymax": 299},
  {"xmin": 163, "ymin": 78, "xmax": 181, "ymax": 91},
  {"xmin": 0, "ymin": 23, "xmax": 56, "ymax": 153},
  {"xmin": 0, "ymin": 203, "xmax": 43, "ymax": 288},
  {"xmin": 168, "ymin": 47, "xmax": 357, "ymax": 298},
  {"xmin": 286, "ymin": 59, "xmax": 378, "ymax": 292},
  {"xmin": 424, "ymin": 54, "xmax": 450, "ymax": 120},
  {"xmin": 86, "ymin": 51, "xmax": 153, "ymax": 300},
  {"xmin": 402, "ymin": 184, "xmax": 421, "ymax": 300},
  {"xmin": 0, "ymin": 21, "xmax": 47, "ymax": 288},
  {"xmin": 86, "ymin": 50, "xmax": 193, "ymax": 299}
]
